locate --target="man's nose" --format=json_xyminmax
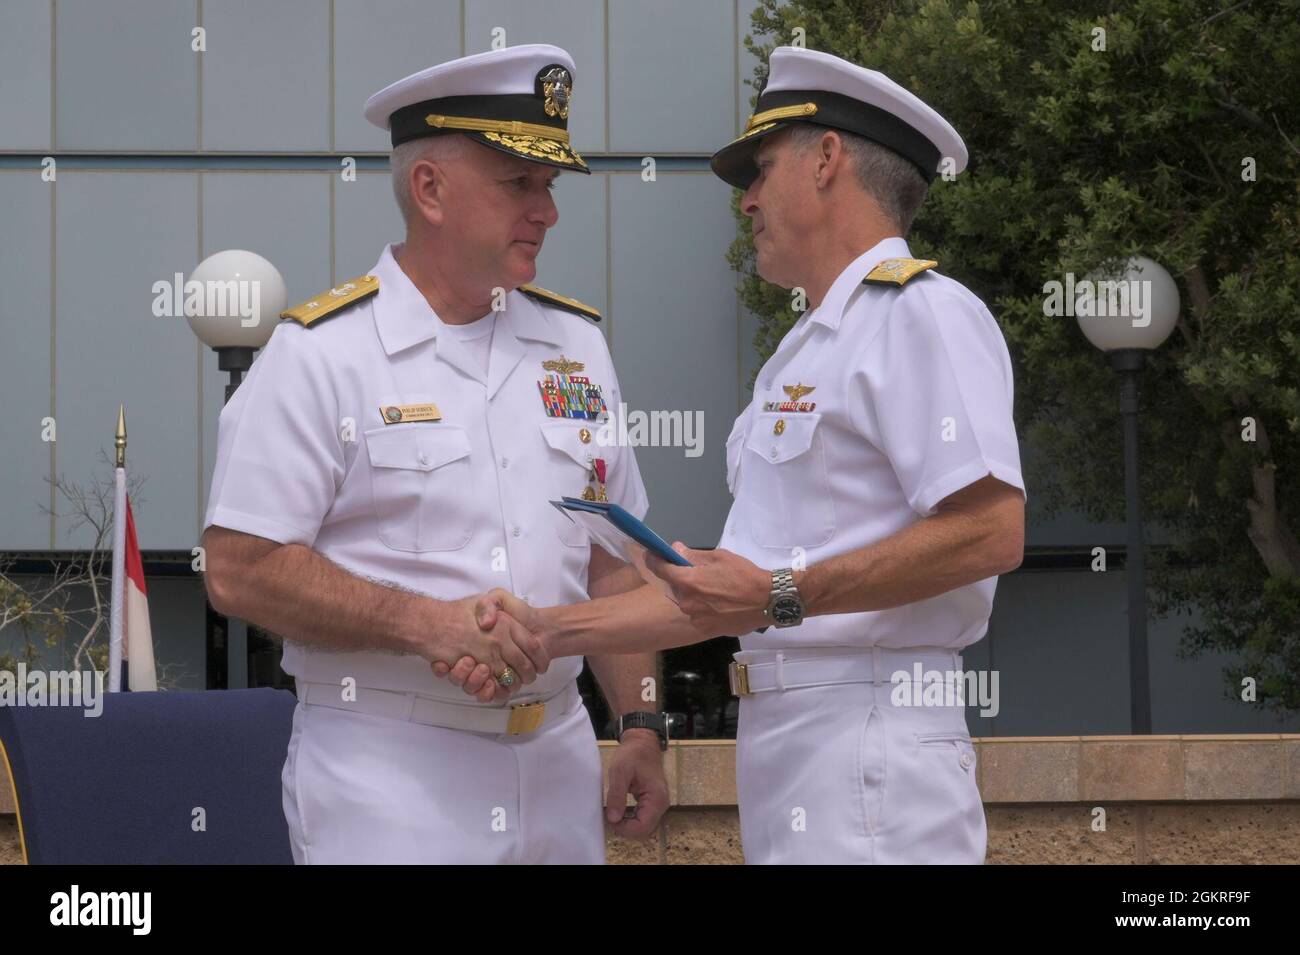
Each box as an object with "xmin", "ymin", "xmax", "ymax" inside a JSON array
[
  {"xmin": 740, "ymin": 179, "xmax": 760, "ymax": 218},
  {"xmin": 530, "ymin": 187, "xmax": 559, "ymax": 228}
]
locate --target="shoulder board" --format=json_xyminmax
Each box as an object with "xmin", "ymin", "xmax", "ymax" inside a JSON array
[
  {"xmin": 862, "ymin": 258, "xmax": 938, "ymax": 287},
  {"xmin": 519, "ymin": 284, "xmax": 601, "ymax": 323},
  {"xmin": 280, "ymin": 275, "xmax": 379, "ymax": 327}
]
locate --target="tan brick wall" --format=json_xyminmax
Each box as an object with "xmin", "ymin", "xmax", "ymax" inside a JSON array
[{"xmin": 596, "ymin": 736, "xmax": 1300, "ymax": 864}]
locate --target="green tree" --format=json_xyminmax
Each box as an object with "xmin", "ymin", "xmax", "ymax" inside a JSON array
[{"xmin": 732, "ymin": 0, "xmax": 1300, "ymax": 710}]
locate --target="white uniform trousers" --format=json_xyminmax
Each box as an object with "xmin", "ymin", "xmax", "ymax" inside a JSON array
[
  {"xmin": 281, "ymin": 680, "xmax": 604, "ymax": 864},
  {"xmin": 735, "ymin": 647, "xmax": 986, "ymax": 864}
]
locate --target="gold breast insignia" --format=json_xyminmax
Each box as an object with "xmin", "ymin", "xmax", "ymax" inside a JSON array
[
  {"xmin": 763, "ymin": 382, "xmax": 817, "ymax": 414},
  {"xmin": 542, "ymin": 355, "xmax": 585, "ymax": 375}
]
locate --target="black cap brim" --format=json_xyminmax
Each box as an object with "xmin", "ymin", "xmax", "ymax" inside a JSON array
[{"xmin": 709, "ymin": 120, "xmax": 795, "ymax": 190}]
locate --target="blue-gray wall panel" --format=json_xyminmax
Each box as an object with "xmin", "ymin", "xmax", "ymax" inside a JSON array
[
  {"xmin": 54, "ymin": 172, "xmax": 199, "ymax": 550},
  {"xmin": 56, "ymin": 0, "xmax": 198, "ymax": 151},
  {"xmin": 608, "ymin": 0, "xmax": 735, "ymax": 153},
  {"xmin": 201, "ymin": 0, "xmax": 329, "ymax": 151},
  {"xmin": 0, "ymin": 0, "xmax": 53, "ymax": 151},
  {"xmin": 333, "ymin": 0, "xmax": 462, "ymax": 153},
  {"xmin": 535, "ymin": 170, "xmax": 608, "ymax": 325},
  {"xmin": 0, "ymin": 173, "xmax": 54, "ymax": 549},
  {"xmin": 332, "ymin": 170, "xmax": 404, "ymax": 282},
  {"xmin": 610, "ymin": 172, "xmax": 737, "ymax": 546}
]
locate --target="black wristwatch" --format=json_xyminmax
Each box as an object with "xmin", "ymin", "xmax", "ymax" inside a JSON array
[{"xmin": 616, "ymin": 711, "xmax": 669, "ymax": 751}]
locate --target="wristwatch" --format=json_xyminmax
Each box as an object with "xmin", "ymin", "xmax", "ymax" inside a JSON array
[
  {"xmin": 616, "ymin": 711, "xmax": 669, "ymax": 751},
  {"xmin": 764, "ymin": 568, "xmax": 805, "ymax": 628}
]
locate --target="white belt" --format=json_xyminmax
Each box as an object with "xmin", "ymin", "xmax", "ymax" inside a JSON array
[
  {"xmin": 296, "ymin": 679, "xmax": 577, "ymax": 735},
  {"xmin": 729, "ymin": 646, "xmax": 962, "ymax": 696}
]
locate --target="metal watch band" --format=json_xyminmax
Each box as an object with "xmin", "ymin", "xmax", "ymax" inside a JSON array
[
  {"xmin": 772, "ymin": 568, "xmax": 796, "ymax": 597},
  {"xmin": 765, "ymin": 567, "xmax": 804, "ymax": 627},
  {"xmin": 617, "ymin": 711, "xmax": 669, "ymax": 751}
]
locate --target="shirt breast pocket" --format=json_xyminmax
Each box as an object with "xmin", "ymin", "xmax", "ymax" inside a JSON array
[
  {"xmin": 364, "ymin": 425, "xmax": 473, "ymax": 552},
  {"xmin": 539, "ymin": 422, "xmax": 597, "ymax": 548},
  {"xmin": 742, "ymin": 412, "xmax": 835, "ymax": 549}
]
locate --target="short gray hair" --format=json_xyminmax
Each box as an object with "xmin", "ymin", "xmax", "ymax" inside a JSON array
[
  {"xmin": 390, "ymin": 134, "xmax": 467, "ymax": 225},
  {"xmin": 786, "ymin": 124, "xmax": 929, "ymax": 235}
]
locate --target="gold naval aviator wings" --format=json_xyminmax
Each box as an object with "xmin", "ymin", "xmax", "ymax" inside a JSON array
[
  {"xmin": 519, "ymin": 284, "xmax": 602, "ymax": 323},
  {"xmin": 281, "ymin": 275, "xmax": 380, "ymax": 327},
  {"xmin": 862, "ymin": 258, "xmax": 938, "ymax": 287}
]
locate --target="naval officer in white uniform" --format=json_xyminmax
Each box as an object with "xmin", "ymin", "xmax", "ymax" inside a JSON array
[
  {"xmin": 201, "ymin": 45, "xmax": 669, "ymax": 864},
  {"xmin": 481, "ymin": 46, "xmax": 1025, "ymax": 864}
]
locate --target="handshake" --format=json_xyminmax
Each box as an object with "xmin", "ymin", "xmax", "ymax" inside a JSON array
[{"xmin": 423, "ymin": 589, "xmax": 552, "ymax": 704}]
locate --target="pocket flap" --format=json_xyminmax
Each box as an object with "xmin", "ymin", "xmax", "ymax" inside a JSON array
[
  {"xmin": 745, "ymin": 412, "xmax": 820, "ymax": 464},
  {"xmin": 365, "ymin": 426, "xmax": 471, "ymax": 471},
  {"xmin": 540, "ymin": 421, "xmax": 598, "ymax": 468}
]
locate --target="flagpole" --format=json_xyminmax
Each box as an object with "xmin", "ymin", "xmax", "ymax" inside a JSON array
[{"xmin": 108, "ymin": 406, "xmax": 127, "ymax": 693}]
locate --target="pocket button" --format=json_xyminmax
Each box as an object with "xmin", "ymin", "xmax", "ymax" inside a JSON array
[{"xmin": 960, "ymin": 751, "xmax": 974, "ymax": 770}]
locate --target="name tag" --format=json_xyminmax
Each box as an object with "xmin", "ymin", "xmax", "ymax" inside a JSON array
[{"xmin": 379, "ymin": 403, "xmax": 442, "ymax": 424}]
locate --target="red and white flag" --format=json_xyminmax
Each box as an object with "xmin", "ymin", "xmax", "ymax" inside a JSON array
[
  {"xmin": 122, "ymin": 497, "xmax": 157, "ymax": 691},
  {"xmin": 109, "ymin": 470, "xmax": 157, "ymax": 692}
]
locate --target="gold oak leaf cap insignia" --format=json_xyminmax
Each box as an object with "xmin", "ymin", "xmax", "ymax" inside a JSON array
[
  {"xmin": 863, "ymin": 258, "xmax": 938, "ymax": 287},
  {"xmin": 519, "ymin": 284, "xmax": 601, "ymax": 323},
  {"xmin": 783, "ymin": 383, "xmax": 815, "ymax": 402},
  {"xmin": 281, "ymin": 275, "xmax": 380, "ymax": 327}
]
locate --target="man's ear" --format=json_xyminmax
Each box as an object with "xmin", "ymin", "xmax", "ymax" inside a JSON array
[
  {"xmin": 815, "ymin": 129, "xmax": 844, "ymax": 188},
  {"xmin": 410, "ymin": 159, "xmax": 448, "ymax": 227}
]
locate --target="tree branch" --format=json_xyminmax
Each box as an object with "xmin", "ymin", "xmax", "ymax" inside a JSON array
[{"xmin": 1220, "ymin": 407, "xmax": 1300, "ymax": 578}]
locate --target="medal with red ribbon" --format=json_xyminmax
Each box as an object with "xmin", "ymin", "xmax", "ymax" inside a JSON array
[{"xmin": 585, "ymin": 457, "xmax": 608, "ymax": 504}]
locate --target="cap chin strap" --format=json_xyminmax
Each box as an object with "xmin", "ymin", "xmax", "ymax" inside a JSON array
[
  {"xmin": 425, "ymin": 114, "xmax": 570, "ymax": 143},
  {"xmin": 743, "ymin": 102, "xmax": 818, "ymax": 131}
]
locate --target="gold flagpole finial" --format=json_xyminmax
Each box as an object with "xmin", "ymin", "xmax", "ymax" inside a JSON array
[{"xmin": 115, "ymin": 404, "xmax": 127, "ymax": 469}]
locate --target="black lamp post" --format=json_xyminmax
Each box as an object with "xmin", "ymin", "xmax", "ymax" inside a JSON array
[
  {"xmin": 1076, "ymin": 256, "xmax": 1179, "ymax": 734},
  {"xmin": 186, "ymin": 250, "xmax": 286, "ymax": 689}
]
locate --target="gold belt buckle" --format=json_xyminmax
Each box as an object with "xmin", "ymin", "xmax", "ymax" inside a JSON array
[
  {"xmin": 728, "ymin": 662, "xmax": 751, "ymax": 696},
  {"xmin": 506, "ymin": 700, "xmax": 546, "ymax": 735}
]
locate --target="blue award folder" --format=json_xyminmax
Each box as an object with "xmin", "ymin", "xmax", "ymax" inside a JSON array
[{"xmin": 551, "ymin": 497, "xmax": 692, "ymax": 567}]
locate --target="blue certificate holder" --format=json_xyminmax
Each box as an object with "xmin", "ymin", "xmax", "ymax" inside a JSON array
[{"xmin": 551, "ymin": 498, "xmax": 691, "ymax": 590}]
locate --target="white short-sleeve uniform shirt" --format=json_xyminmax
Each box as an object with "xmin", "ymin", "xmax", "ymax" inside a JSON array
[
  {"xmin": 718, "ymin": 236, "xmax": 1024, "ymax": 651},
  {"xmin": 204, "ymin": 243, "xmax": 648, "ymax": 700}
]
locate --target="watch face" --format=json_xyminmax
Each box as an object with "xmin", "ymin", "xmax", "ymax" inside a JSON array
[{"xmin": 772, "ymin": 595, "xmax": 803, "ymax": 625}]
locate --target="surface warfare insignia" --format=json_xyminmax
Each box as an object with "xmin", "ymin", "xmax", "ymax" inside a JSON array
[
  {"xmin": 538, "ymin": 66, "xmax": 572, "ymax": 119},
  {"xmin": 862, "ymin": 257, "xmax": 937, "ymax": 286},
  {"xmin": 763, "ymin": 382, "xmax": 817, "ymax": 413},
  {"xmin": 542, "ymin": 355, "xmax": 585, "ymax": 375},
  {"xmin": 539, "ymin": 373, "xmax": 607, "ymax": 420},
  {"xmin": 281, "ymin": 275, "xmax": 379, "ymax": 327}
]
